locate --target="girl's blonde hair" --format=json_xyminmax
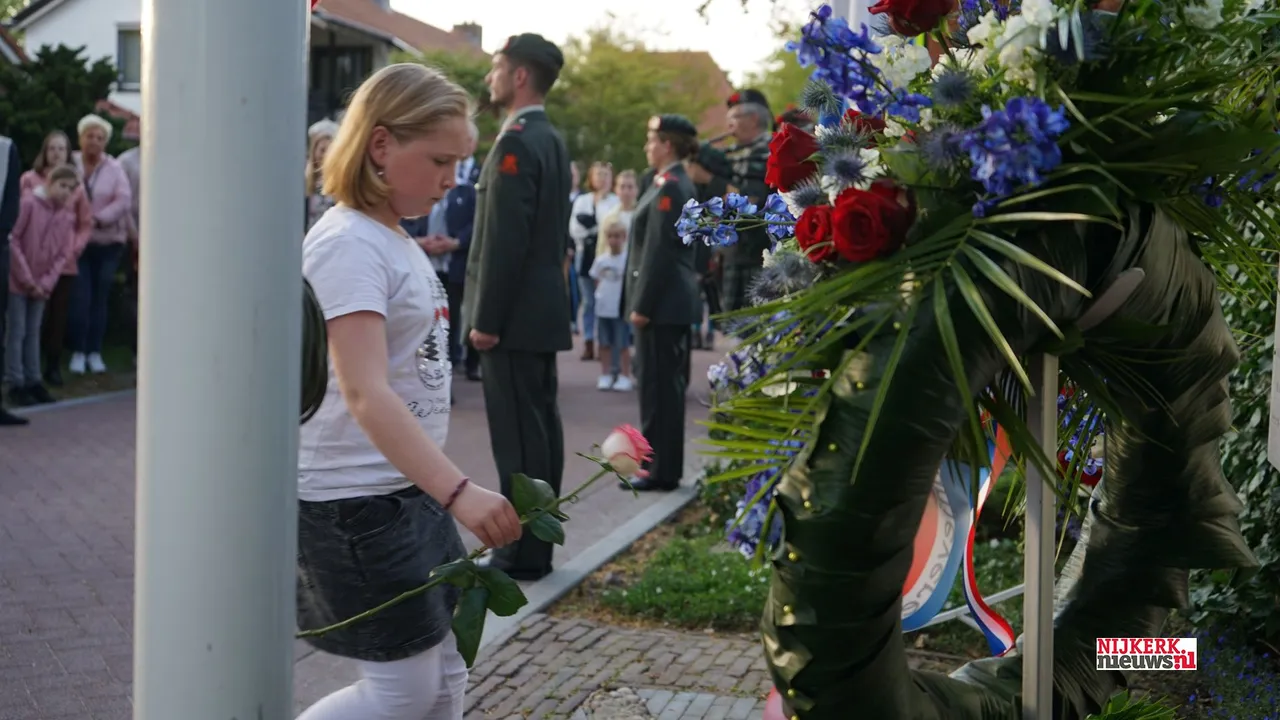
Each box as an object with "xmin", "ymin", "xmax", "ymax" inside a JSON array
[
  {"xmin": 614, "ymin": 169, "xmax": 637, "ymax": 189},
  {"xmin": 322, "ymin": 63, "xmax": 471, "ymax": 211},
  {"xmin": 33, "ymin": 130, "xmax": 70, "ymax": 174},
  {"xmin": 599, "ymin": 217, "xmax": 628, "ymax": 256}
]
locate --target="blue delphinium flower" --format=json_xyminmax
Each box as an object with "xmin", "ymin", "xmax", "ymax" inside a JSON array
[
  {"xmin": 957, "ymin": 0, "xmax": 1022, "ymax": 31},
  {"xmin": 679, "ymin": 194, "xmax": 765, "ymax": 247},
  {"xmin": 959, "ymin": 97, "xmax": 1070, "ymax": 206},
  {"xmin": 763, "ymin": 193, "xmax": 797, "ymax": 240},
  {"xmin": 1195, "ymin": 176, "xmax": 1226, "ymax": 208},
  {"xmin": 725, "ymin": 438, "xmax": 806, "ymax": 558},
  {"xmin": 788, "ymin": 6, "xmax": 932, "ymax": 121}
]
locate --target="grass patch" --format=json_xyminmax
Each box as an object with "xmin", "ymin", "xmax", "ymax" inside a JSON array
[{"xmin": 599, "ymin": 533, "xmax": 770, "ymax": 631}]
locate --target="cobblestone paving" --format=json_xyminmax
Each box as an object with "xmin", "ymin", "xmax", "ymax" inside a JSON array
[
  {"xmin": 0, "ymin": 339, "xmax": 718, "ymax": 719},
  {"xmin": 464, "ymin": 614, "xmax": 970, "ymax": 720},
  {"xmin": 462, "ymin": 614, "xmax": 770, "ymax": 720}
]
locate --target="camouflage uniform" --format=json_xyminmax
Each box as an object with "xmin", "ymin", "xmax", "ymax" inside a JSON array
[{"xmin": 721, "ymin": 133, "xmax": 772, "ymax": 313}]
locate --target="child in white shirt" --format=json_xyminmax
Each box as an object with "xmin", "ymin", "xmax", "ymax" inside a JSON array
[{"xmin": 588, "ymin": 219, "xmax": 632, "ymax": 391}]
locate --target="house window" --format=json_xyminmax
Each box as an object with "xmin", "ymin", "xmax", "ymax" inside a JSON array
[
  {"xmin": 117, "ymin": 27, "xmax": 142, "ymax": 90},
  {"xmin": 310, "ymin": 46, "xmax": 373, "ymax": 114}
]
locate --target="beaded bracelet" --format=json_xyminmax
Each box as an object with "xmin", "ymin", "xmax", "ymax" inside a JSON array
[{"xmin": 443, "ymin": 477, "xmax": 470, "ymax": 511}]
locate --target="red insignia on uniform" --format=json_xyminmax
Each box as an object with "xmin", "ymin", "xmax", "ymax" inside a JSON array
[
  {"xmin": 658, "ymin": 195, "xmax": 672, "ymax": 212},
  {"xmin": 499, "ymin": 154, "xmax": 519, "ymax": 175}
]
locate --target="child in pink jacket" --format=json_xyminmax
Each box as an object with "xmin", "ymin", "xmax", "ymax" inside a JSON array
[{"xmin": 6, "ymin": 165, "xmax": 82, "ymax": 406}]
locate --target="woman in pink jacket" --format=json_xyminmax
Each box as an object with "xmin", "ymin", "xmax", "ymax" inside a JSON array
[
  {"xmin": 68, "ymin": 114, "xmax": 132, "ymax": 376},
  {"xmin": 6, "ymin": 165, "xmax": 82, "ymax": 406},
  {"xmin": 20, "ymin": 129, "xmax": 93, "ymax": 386}
]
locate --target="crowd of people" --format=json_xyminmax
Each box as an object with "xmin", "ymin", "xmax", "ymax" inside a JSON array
[{"xmin": 0, "ymin": 115, "xmax": 141, "ymax": 426}]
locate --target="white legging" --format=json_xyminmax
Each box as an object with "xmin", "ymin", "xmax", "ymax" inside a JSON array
[{"xmin": 297, "ymin": 634, "xmax": 468, "ymax": 720}]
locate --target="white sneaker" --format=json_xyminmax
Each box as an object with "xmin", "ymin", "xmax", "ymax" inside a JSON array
[
  {"xmin": 596, "ymin": 374, "xmax": 614, "ymax": 391},
  {"xmin": 87, "ymin": 353, "xmax": 107, "ymax": 374},
  {"xmin": 611, "ymin": 375, "xmax": 634, "ymax": 392},
  {"xmin": 68, "ymin": 353, "xmax": 86, "ymax": 375}
]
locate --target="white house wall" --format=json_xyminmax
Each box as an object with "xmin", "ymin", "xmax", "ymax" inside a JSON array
[{"xmin": 19, "ymin": 0, "xmax": 143, "ymax": 113}]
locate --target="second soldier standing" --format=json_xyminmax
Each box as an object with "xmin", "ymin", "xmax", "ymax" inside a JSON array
[
  {"xmin": 464, "ymin": 33, "xmax": 572, "ymax": 581},
  {"xmin": 623, "ymin": 115, "xmax": 700, "ymax": 492}
]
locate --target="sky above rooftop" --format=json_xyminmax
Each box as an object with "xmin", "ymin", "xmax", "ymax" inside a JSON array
[{"xmin": 397, "ymin": 0, "xmax": 817, "ymax": 84}]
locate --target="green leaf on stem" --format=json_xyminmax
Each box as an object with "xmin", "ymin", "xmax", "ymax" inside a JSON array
[
  {"xmin": 429, "ymin": 558, "xmax": 478, "ymax": 589},
  {"xmin": 511, "ymin": 473, "xmax": 568, "ymax": 520},
  {"xmin": 476, "ymin": 567, "xmax": 529, "ymax": 617},
  {"xmin": 527, "ymin": 511, "xmax": 567, "ymax": 545},
  {"xmin": 451, "ymin": 586, "xmax": 490, "ymax": 667}
]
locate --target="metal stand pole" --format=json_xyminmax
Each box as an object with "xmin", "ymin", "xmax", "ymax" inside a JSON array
[
  {"xmin": 133, "ymin": 0, "xmax": 307, "ymax": 716},
  {"xmin": 1022, "ymin": 354, "xmax": 1057, "ymax": 719}
]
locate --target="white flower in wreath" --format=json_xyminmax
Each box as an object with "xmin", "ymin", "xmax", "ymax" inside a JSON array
[
  {"xmin": 1183, "ymin": 0, "xmax": 1224, "ymax": 28},
  {"xmin": 871, "ymin": 35, "xmax": 933, "ymax": 91},
  {"xmin": 995, "ymin": 15, "xmax": 1042, "ymax": 87}
]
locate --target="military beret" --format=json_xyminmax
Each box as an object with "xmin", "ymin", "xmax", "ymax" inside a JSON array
[
  {"xmin": 726, "ymin": 88, "xmax": 771, "ymax": 110},
  {"xmin": 500, "ymin": 33, "xmax": 564, "ymax": 73},
  {"xmin": 648, "ymin": 114, "xmax": 697, "ymax": 138},
  {"xmin": 693, "ymin": 142, "xmax": 732, "ymax": 179}
]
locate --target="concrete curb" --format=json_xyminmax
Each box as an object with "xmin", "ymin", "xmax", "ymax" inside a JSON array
[
  {"xmin": 477, "ymin": 483, "xmax": 698, "ymax": 655},
  {"xmin": 10, "ymin": 387, "xmax": 137, "ymax": 415}
]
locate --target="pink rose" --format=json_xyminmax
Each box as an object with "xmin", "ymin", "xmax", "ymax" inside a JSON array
[{"xmin": 601, "ymin": 425, "xmax": 653, "ymax": 478}]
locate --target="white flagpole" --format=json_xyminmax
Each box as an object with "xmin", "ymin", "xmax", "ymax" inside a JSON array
[
  {"xmin": 133, "ymin": 0, "xmax": 307, "ymax": 716},
  {"xmin": 1022, "ymin": 355, "xmax": 1058, "ymax": 719}
]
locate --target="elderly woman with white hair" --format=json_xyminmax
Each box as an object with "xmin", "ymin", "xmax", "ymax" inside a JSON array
[
  {"xmin": 67, "ymin": 113, "xmax": 132, "ymax": 376},
  {"xmin": 306, "ymin": 118, "xmax": 340, "ymax": 231}
]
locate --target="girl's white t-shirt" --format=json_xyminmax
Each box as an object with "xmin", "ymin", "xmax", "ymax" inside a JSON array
[
  {"xmin": 298, "ymin": 206, "xmax": 452, "ymax": 502},
  {"xmin": 590, "ymin": 250, "xmax": 629, "ymax": 319}
]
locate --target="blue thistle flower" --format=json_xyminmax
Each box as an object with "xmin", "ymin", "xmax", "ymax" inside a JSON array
[
  {"xmin": 824, "ymin": 148, "xmax": 870, "ymax": 186},
  {"xmin": 917, "ymin": 123, "xmax": 967, "ymax": 173},
  {"xmin": 786, "ymin": 180, "xmax": 827, "ymax": 212},
  {"xmin": 800, "ymin": 79, "xmax": 844, "ymax": 121},
  {"xmin": 932, "ymin": 68, "xmax": 976, "ymax": 107},
  {"xmin": 750, "ymin": 251, "xmax": 819, "ymax": 305}
]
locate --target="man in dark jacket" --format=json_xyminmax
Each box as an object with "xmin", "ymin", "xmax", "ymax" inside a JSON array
[
  {"xmin": 464, "ymin": 33, "xmax": 573, "ymax": 581},
  {"xmin": 446, "ymin": 126, "xmax": 482, "ymax": 381},
  {"xmin": 0, "ymin": 135, "xmax": 29, "ymax": 426},
  {"xmin": 625, "ymin": 115, "xmax": 701, "ymax": 491},
  {"xmin": 721, "ymin": 88, "xmax": 774, "ymax": 313}
]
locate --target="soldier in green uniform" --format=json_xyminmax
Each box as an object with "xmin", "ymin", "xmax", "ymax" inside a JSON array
[
  {"xmin": 464, "ymin": 33, "xmax": 572, "ymax": 580},
  {"xmin": 624, "ymin": 115, "xmax": 700, "ymax": 492},
  {"xmin": 720, "ymin": 88, "xmax": 774, "ymax": 314},
  {"xmin": 686, "ymin": 142, "xmax": 731, "ymax": 351}
]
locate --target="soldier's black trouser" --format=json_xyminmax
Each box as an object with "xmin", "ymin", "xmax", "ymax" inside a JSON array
[
  {"xmin": 635, "ymin": 323, "xmax": 689, "ymax": 488},
  {"xmin": 480, "ymin": 349, "xmax": 564, "ymax": 575},
  {"xmin": 0, "ymin": 242, "xmax": 8, "ymax": 392}
]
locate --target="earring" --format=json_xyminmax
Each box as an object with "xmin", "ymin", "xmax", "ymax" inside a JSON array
[{"xmin": 375, "ymin": 168, "xmax": 385, "ymax": 177}]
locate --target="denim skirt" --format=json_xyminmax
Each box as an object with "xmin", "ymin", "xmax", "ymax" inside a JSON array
[{"xmin": 297, "ymin": 486, "xmax": 466, "ymax": 662}]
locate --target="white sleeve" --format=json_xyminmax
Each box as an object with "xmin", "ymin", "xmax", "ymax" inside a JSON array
[
  {"xmin": 303, "ymin": 233, "xmax": 390, "ymax": 320},
  {"xmin": 568, "ymin": 193, "xmax": 592, "ymax": 244}
]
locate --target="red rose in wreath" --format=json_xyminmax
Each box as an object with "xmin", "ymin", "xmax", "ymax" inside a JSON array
[
  {"xmin": 844, "ymin": 108, "xmax": 887, "ymax": 138},
  {"xmin": 766, "ymin": 122, "xmax": 820, "ymax": 192},
  {"xmin": 830, "ymin": 183, "xmax": 914, "ymax": 263},
  {"xmin": 794, "ymin": 204, "xmax": 835, "ymax": 263},
  {"xmin": 867, "ymin": 0, "xmax": 956, "ymax": 37}
]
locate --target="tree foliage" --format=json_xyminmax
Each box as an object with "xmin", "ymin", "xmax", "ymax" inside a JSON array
[
  {"xmin": 0, "ymin": 0, "xmax": 27, "ymax": 22},
  {"xmin": 0, "ymin": 44, "xmax": 129, "ymax": 167},
  {"xmin": 391, "ymin": 48, "xmax": 502, "ymax": 160},
  {"xmin": 545, "ymin": 22, "xmax": 718, "ymax": 178}
]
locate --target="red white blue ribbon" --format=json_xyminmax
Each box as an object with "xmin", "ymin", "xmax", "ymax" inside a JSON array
[{"xmin": 960, "ymin": 430, "xmax": 1017, "ymax": 657}]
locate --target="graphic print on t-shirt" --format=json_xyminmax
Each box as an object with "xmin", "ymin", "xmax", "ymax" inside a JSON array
[{"xmin": 416, "ymin": 278, "xmax": 452, "ymax": 393}]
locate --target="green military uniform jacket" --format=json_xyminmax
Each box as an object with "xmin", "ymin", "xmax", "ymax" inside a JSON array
[
  {"xmin": 463, "ymin": 107, "xmax": 573, "ymax": 354},
  {"xmin": 625, "ymin": 163, "xmax": 700, "ymax": 326}
]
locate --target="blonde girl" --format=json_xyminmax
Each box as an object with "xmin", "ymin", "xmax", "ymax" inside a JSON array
[{"xmin": 295, "ymin": 64, "xmax": 521, "ymax": 720}]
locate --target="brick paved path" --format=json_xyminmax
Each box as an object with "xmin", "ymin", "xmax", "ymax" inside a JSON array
[
  {"xmin": 462, "ymin": 614, "xmax": 967, "ymax": 720},
  {"xmin": 0, "ymin": 337, "xmax": 718, "ymax": 719}
]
